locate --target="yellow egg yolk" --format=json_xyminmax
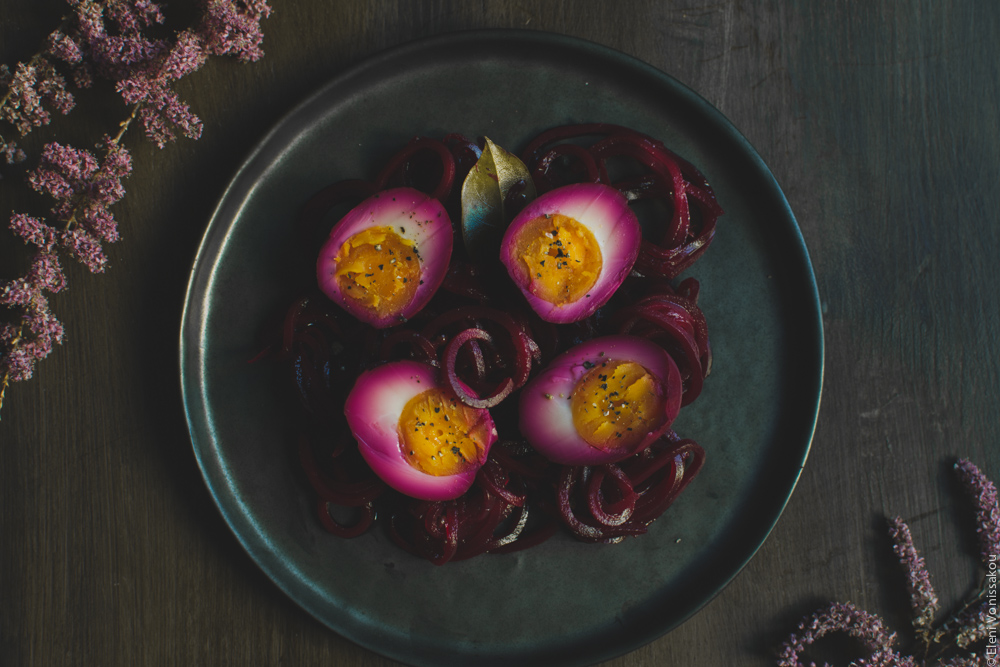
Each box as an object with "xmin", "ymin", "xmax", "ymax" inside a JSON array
[
  {"xmin": 570, "ymin": 360, "xmax": 665, "ymax": 452},
  {"xmin": 399, "ymin": 388, "xmax": 490, "ymax": 476},
  {"xmin": 335, "ymin": 226, "xmax": 421, "ymax": 318},
  {"xmin": 516, "ymin": 213, "xmax": 602, "ymax": 305}
]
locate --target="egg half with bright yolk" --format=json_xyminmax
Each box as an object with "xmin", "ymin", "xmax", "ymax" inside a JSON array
[
  {"xmin": 316, "ymin": 187, "xmax": 453, "ymax": 328},
  {"xmin": 499, "ymin": 183, "xmax": 641, "ymax": 324},
  {"xmin": 344, "ymin": 360, "xmax": 498, "ymax": 501},
  {"xmin": 518, "ymin": 335, "xmax": 682, "ymax": 465}
]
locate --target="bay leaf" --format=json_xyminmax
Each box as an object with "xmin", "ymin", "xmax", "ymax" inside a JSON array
[{"xmin": 460, "ymin": 137, "xmax": 537, "ymax": 265}]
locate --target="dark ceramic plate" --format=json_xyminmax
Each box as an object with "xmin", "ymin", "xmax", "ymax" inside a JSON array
[{"xmin": 180, "ymin": 30, "xmax": 823, "ymax": 667}]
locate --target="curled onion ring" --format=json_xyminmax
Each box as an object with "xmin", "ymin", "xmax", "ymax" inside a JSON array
[
  {"xmin": 318, "ymin": 500, "xmax": 377, "ymax": 538},
  {"xmin": 423, "ymin": 305, "xmax": 536, "ymax": 391},
  {"xmin": 374, "ymin": 137, "xmax": 457, "ymax": 202},
  {"xmin": 442, "ymin": 328, "xmax": 515, "ymax": 408},
  {"xmin": 587, "ymin": 464, "xmax": 639, "ymax": 527}
]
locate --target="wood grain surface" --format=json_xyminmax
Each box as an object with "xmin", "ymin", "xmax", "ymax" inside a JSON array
[{"xmin": 2, "ymin": 1, "xmax": 998, "ymax": 665}]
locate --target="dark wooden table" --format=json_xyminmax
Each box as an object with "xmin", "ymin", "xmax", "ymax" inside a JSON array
[{"xmin": 3, "ymin": 2, "xmax": 997, "ymax": 665}]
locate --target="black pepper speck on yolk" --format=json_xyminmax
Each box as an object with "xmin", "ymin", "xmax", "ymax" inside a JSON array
[
  {"xmin": 515, "ymin": 213, "xmax": 602, "ymax": 305},
  {"xmin": 399, "ymin": 388, "xmax": 490, "ymax": 476},
  {"xmin": 570, "ymin": 360, "xmax": 665, "ymax": 451},
  {"xmin": 335, "ymin": 226, "xmax": 421, "ymax": 317}
]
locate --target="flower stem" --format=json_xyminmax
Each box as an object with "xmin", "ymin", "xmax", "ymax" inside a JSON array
[
  {"xmin": 0, "ymin": 372, "xmax": 9, "ymax": 418},
  {"xmin": 0, "ymin": 327, "xmax": 22, "ymax": 418},
  {"xmin": 112, "ymin": 102, "xmax": 142, "ymax": 145}
]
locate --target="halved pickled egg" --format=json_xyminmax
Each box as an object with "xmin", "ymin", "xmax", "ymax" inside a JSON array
[
  {"xmin": 518, "ymin": 335, "xmax": 682, "ymax": 465},
  {"xmin": 499, "ymin": 183, "xmax": 640, "ymax": 324},
  {"xmin": 344, "ymin": 360, "xmax": 498, "ymax": 501},
  {"xmin": 316, "ymin": 187, "xmax": 453, "ymax": 328}
]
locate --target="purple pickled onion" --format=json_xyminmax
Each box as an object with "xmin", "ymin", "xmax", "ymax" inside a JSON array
[
  {"xmin": 587, "ymin": 464, "xmax": 639, "ymax": 527},
  {"xmin": 318, "ymin": 500, "xmax": 377, "ymax": 538},
  {"xmin": 442, "ymin": 328, "xmax": 515, "ymax": 408},
  {"xmin": 374, "ymin": 137, "xmax": 457, "ymax": 202}
]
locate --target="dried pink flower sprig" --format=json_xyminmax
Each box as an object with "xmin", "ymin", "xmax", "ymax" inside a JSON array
[
  {"xmin": 0, "ymin": 0, "xmax": 274, "ymax": 151},
  {"xmin": 0, "ymin": 253, "xmax": 66, "ymax": 384},
  {"xmin": 24, "ymin": 137, "xmax": 132, "ymax": 273},
  {"xmin": 954, "ymin": 458, "xmax": 1000, "ymax": 563},
  {"xmin": 0, "ymin": 57, "xmax": 75, "ymax": 169},
  {"xmin": 0, "ymin": 60, "xmax": 75, "ymax": 137},
  {"xmin": 888, "ymin": 517, "xmax": 940, "ymax": 635},
  {"xmin": 0, "ymin": 0, "xmax": 272, "ymax": 414},
  {"xmin": 932, "ymin": 459, "xmax": 1000, "ymax": 652},
  {"xmin": 777, "ymin": 601, "xmax": 918, "ymax": 667},
  {"xmin": 199, "ymin": 0, "xmax": 273, "ymax": 62},
  {"xmin": 0, "ymin": 136, "xmax": 27, "ymax": 169},
  {"xmin": 778, "ymin": 459, "xmax": 999, "ymax": 666},
  {"xmin": 59, "ymin": 0, "xmax": 272, "ymax": 146}
]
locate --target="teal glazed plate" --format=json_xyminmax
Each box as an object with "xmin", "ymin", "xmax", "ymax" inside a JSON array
[{"xmin": 180, "ymin": 30, "xmax": 823, "ymax": 667}]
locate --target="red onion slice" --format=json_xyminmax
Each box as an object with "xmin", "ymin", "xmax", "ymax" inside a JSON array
[
  {"xmin": 374, "ymin": 137, "xmax": 457, "ymax": 202},
  {"xmin": 586, "ymin": 464, "xmax": 638, "ymax": 527},
  {"xmin": 442, "ymin": 328, "xmax": 515, "ymax": 408},
  {"xmin": 317, "ymin": 500, "xmax": 376, "ymax": 538}
]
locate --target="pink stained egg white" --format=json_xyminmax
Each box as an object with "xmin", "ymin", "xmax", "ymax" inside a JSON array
[
  {"xmin": 500, "ymin": 182, "xmax": 641, "ymax": 324},
  {"xmin": 344, "ymin": 360, "xmax": 498, "ymax": 501},
  {"xmin": 316, "ymin": 187, "xmax": 453, "ymax": 328},
  {"xmin": 518, "ymin": 335, "xmax": 682, "ymax": 465}
]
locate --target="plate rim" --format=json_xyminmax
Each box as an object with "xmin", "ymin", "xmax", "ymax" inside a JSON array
[{"xmin": 179, "ymin": 27, "xmax": 824, "ymax": 666}]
